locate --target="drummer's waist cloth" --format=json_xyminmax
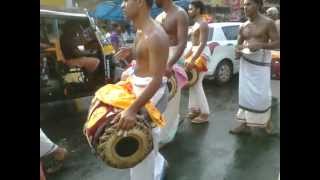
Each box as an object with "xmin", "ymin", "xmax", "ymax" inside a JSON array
[
  {"xmin": 239, "ymin": 49, "xmax": 272, "ymax": 113},
  {"xmin": 184, "ymin": 45, "xmax": 211, "ymax": 72},
  {"xmin": 169, "ymin": 46, "xmax": 188, "ymax": 88},
  {"xmin": 94, "ymin": 74, "xmax": 168, "ymax": 127}
]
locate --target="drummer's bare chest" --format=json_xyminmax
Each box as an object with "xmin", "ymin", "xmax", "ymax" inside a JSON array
[
  {"xmin": 242, "ymin": 22, "xmax": 268, "ymax": 40},
  {"xmin": 133, "ymin": 34, "xmax": 149, "ymax": 60},
  {"xmin": 158, "ymin": 13, "xmax": 178, "ymax": 40},
  {"xmin": 191, "ymin": 24, "xmax": 200, "ymax": 43},
  {"xmin": 161, "ymin": 17, "xmax": 177, "ymax": 37}
]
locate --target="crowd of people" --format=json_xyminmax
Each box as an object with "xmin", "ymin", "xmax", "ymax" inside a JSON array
[{"xmin": 40, "ymin": 0, "xmax": 280, "ymax": 180}]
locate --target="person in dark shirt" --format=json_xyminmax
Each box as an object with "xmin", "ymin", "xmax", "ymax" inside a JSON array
[
  {"xmin": 110, "ymin": 22, "xmax": 125, "ymax": 53},
  {"xmin": 59, "ymin": 21, "xmax": 100, "ymax": 73}
]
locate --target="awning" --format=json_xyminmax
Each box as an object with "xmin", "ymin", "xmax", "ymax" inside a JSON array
[{"xmin": 90, "ymin": 0, "xmax": 190, "ymax": 22}]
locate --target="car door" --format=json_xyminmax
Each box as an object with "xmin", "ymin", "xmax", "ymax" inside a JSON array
[{"xmin": 220, "ymin": 25, "xmax": 240, "ymax": 73}]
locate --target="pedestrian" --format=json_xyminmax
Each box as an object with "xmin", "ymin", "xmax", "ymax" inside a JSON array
[
  {"xmin": 229, "ymin": 0, "xmax": 280, "ymax": 134},
  {"xmin": 184, "ymin": 0, "xmax": 211, "ymax": 124},
  {"xmin": 110, "ymin": 22, "xmax": 126, "ymax": 52}
]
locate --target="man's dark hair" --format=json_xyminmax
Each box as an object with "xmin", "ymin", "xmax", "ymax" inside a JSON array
[
  {"xmin": 191, "ymin": 1, "xmax": 205, "ymax": 15},
  {"xmin": 252, "ymin": 0, "xmax": 264, "ymax": 12},
  {"xmin": 145, "ymin": 0, "xmax": 153, "ymax": 8}
]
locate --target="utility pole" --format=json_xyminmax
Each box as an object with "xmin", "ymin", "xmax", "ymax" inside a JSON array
[{"xmin": 65, "ymin": 0, "xmax": 75, "ymax": 8}]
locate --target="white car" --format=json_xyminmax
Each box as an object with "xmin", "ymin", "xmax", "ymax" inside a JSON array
[{"xmin": 183, "ymin": 22, "xmax": 242, "ymax": 85}]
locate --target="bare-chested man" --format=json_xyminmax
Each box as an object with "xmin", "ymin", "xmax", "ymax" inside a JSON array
[
  {"xmin": 116, "ymin": 0, "xmax": 169, "ymax": 180},
  {"xmin": 184, "ymin": 0, "xmax": 211, "ymax": 124},
  {"xmin": 229, "ymin": 0, "xmax": 280, "ymax": 134},
  {"xmin": 154, "ymin": 0, "xmax": 189, "ymax": 145}
]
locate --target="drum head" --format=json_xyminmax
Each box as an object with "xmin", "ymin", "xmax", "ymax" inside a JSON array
[
  {"xmin": 167, "ymin": 75, "xmax": 177, "ymax": 101},
  {"xmin": 184, "ymin": 69, "xmax": 198, "ymax": 88},
  {"xmin": 95, "ymin": 118, "xmax": 153, "ymax": 169}
]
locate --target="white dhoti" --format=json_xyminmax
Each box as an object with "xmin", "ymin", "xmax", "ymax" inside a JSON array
[
  {"xmin": 129, "ymin": 73, "xmax": 169, "ymax": 180},
  {"xmin": 160, "ymin": 46, "xmax": 188, "ymax": 144},
  {"xmin": 188, "ymin": 46, "xmax": 211, "ymax": 114},
  {"xmin": 236, "ymin": 49, "xmax": 272, "ymax": 127},
  {"xmin": 188, "ymin": 72, "xmax": 210, "ymax": 114},
  {"xmin": 40, "ymin": 128, "xmax": 58, "ymax": 158}
]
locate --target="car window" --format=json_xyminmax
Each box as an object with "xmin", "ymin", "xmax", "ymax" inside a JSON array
[
  {"xmin": 207, "ymin": 27, "xmax": 214, "ymax": 41},
  {"xmin": 221, "ymin": 25, "xmax": 239, "ymax": 40},
  {"xmin": 41, "ymin": 17, "xmax": 61, "ymax": 43}
]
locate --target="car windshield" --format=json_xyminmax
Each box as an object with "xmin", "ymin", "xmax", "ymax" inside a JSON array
[{"xmin": 221, "ymin": 25, "xmax": 239, "ymax": 40}]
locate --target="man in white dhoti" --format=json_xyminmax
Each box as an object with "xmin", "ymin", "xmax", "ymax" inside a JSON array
[
  {"xmin": 184, "ymin": 1, "xmax": 210, "ymax": 124},
  {"xmin": 154, "ymin": 0, "xmax": 189, "ymax": 145},
  {"xmin": 229, "ymin": 0, "xmax": 280, "ymax": 134},
  {"xmin": 114, "ymin": 0, "xmax": 170, "ymax": 179}
]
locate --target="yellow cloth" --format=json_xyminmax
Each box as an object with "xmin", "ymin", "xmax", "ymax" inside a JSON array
[
  {"xmin": 92, "ymin": 78, "xmax": 166, "ymax": 128},
  {"xmin": 184, "ymin": 54, "xmax": 208, "ymax": 72},
  {"xmin": 271, "ymin": 51, "xmax": 280, "ymax": 61}
]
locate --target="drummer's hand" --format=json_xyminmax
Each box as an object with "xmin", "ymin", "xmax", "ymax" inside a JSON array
[
  {"xmin": 243, "ymin": 42, "xmax": 263, "ymax": 52},
  {"xmin": 114, "ymin": 47, "xmax": 131, "ymax": 60},
  {"xmin": 185, "ymin": 61, "xmax": 195, "ymax": 71},
  {"xmin": 116, "ymin": 109, "xmax": 137, "ymax": 131}
]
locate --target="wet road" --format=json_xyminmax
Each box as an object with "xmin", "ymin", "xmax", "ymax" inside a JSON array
[{"xmin": 41, "ymin": 76, "xmax": 280, "ymax": 180}]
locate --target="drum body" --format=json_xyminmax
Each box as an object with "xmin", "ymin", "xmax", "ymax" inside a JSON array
[
  {"xmin": 167, "ymin": 75, "xmax": 177, "ymax": 101},
  {"xmin": 84, "ymin": 97, "xmax": 153, "ymax": 169},
  {"xmin": 184, "ymin": 68, "xmax": 199, "ymax": 88}
]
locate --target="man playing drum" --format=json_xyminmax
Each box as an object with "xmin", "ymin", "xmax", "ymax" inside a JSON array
[
  {"xmin": 184, "ymin": 1, "xmax": 210, "ymax": 124},
  {"xmin": 111, "ymin": 0, "xmax": 170, "ymax": 179},
  {"xmin": 154, "ymin": 0, "xmax": 189, "ymax": 146}
]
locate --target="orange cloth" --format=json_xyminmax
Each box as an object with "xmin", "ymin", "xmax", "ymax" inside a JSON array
[
  {"xmin": 184, "ymin": 54, "xmax": 208, "ymax": 72},
  {"xmin": 86, "ymin": 78, "xmax": 166, "ymax": 129},
  {"xmin": 202, "ymin": 14, "xmax": 213, "ymax": 23}
]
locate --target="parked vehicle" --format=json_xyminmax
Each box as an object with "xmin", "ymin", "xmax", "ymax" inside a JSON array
[
  {"xmin": 206, "ymin": 22, "xmax": 242, "ymax": 84},
  {"xmin": 40, "ymin": 7, "xmax": 115, "ymax": 103}
]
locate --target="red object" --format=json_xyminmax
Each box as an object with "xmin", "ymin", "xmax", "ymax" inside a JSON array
[
  {"xmin": 208, "ymin": 42, "xmax": 220, "ymax": 54},
  {"xmin": 271, "ymin": 59, "xmax": 280, "ymax": 80},
  {"xmin": 271, "ymin": 51, "xmax": 280, "ymax": 80}
]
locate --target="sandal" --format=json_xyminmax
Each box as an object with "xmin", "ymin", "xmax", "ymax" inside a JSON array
[
  {"xmin": 186, "ymin": 110, "xmax": 200, "ymax": 119},
  {"xmin": 191, "ymin": 114, "xmax": 209, "ymax": 124}
]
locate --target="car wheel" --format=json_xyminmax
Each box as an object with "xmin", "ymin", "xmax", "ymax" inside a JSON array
[{"xmin": 214, "ymin": 60, "xmax": 233, "ymax": 85}]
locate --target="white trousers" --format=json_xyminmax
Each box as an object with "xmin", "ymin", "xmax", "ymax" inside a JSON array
[
  {"xmin": 188, "ymin": 72, "xmax": 210, "ymax": 114},
  {"xmin": 130, "ymin": 74, "xmax": 167, "ymax": 180},
  {"xmin": 160, "ymin": 87, "xmax": 181, "ymax": 144},
  {"xmin": 130, "ymin": 127, "xmax": 165, "ymax": 180}
]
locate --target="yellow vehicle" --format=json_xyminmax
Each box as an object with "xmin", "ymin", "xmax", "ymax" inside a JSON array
[{"xmin": 40, "ymin": 7, "xmax": 116, "ymax": 104}]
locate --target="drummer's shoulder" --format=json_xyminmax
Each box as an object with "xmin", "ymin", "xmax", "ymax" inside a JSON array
[{"xmin": 147, "ymin": 29, "xmax": 169, "ymax": 50}]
